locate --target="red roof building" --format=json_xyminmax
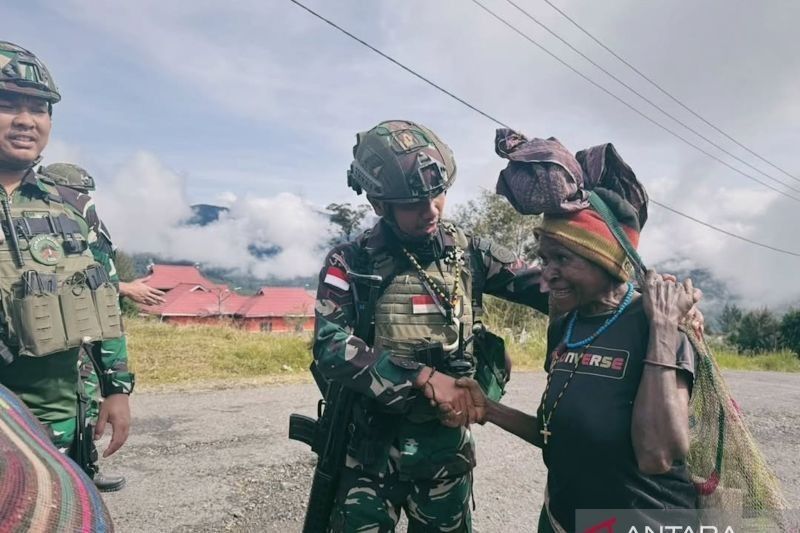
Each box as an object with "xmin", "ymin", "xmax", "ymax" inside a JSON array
[
  {"xmin": 139, "ymin": 265, "xmax": 315, "ymax": 332},
  {"xmin": 236, "ymin": 287, "xmax": 315, "ymax": 333},
  {"xmin": 142, "ymin": 265, "xmax": 225, "ymax": 292}
]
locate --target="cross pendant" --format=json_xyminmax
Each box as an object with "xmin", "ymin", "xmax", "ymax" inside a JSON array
[{"xmin": 540, "ymin": 423, "xmax": 552, "ymax": 445}]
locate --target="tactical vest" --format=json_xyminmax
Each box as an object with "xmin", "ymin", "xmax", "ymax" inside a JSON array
[
  {"xmin": 0, "ymin": 177, "xmax": 122, "ymax": 358},
  {"xmin": 372, "ymin": 226, "xmax": 474, "ymax": 371}
]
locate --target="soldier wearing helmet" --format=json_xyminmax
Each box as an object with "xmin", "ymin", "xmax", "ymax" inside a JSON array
[
  {"xmin": 306, "ymin": 120, "xmax": 549, "ymax": 532},
  {"xmin": 41, "ymin": 161, "xmax": 164, "ymax": 492},
  {"xmin": 0, "ymin": 41, "xmax": 133, "ymax": 489}
]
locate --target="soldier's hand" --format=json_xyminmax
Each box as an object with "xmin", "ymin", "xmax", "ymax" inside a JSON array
[
  {"xmin": 95, "ymin": 393, "xmax": 131, "ymax": 457},
  {"xmin": 120, "ymin": 280, "xmax": 166, "ymax": 306},
  {"xmin": 437, "ymin": 401, "xmax": 464, "ymax": 428},
  {"xmin": 418, "ymin": 370, "xmax": 478, "ymax": 425}
]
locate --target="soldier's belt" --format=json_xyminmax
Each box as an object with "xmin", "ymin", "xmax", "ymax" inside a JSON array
[{"xmin": 4, "ymin": 214, "xmax": 82, "ymax": 239}]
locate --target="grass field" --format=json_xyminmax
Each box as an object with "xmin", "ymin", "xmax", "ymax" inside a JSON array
[{"xmin": 126, "ymin": 317, "xmax": 800, "ymax": 388}]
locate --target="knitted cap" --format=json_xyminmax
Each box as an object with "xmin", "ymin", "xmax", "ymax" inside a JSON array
[{"xmin": 536, "ymin": 188, "xmax": 640, "ymax": 281}]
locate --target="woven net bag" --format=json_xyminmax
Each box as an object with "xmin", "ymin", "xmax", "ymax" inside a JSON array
[{"xmin": 682, "ymin": 325, "xmax": 794, "ymax": 530}]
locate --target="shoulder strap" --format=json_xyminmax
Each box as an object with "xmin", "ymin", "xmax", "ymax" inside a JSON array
[
  {"xmin": 588, "ymin": 191, "xmax": 645, "ymax": 283},
  {"xmin": 469, "ymin": 235, "xmax": 487, "ymax": 321}
]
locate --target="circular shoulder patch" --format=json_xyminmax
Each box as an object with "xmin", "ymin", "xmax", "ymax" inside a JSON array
[{"xmin": 29, "ymin": 234, "xmax": 64, "ymax": 265}]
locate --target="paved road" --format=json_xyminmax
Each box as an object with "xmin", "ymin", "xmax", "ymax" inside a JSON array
[{"xmin": 103, "ymin": 371, "xmax": 800, "ymax": 532}]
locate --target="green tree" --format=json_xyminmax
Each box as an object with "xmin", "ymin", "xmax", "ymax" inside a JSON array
[
  {"xmin": 327, "ymin": 202, "xmax": 371, "ymax": 245},
  {"xmin": 453, "ymin": 189, "xmax": 541, "ymax": 261},
  {"xmin": 780, "ymin": 309, "xmax": 800, "ymax": 357},
  {"xmin": 730, "ymin": 308, "xmax": 781, "ymax": 355},
  {"xmin": 454, "ymin": 190, "xmax": 543, "ymax": 337},
  {"xmin": 717, "ymin": 303, "xmax": 743, "ymax": 335},
  {"xmin": 114, "ymin": 249, "xmax": 137, "ymax": 283}
]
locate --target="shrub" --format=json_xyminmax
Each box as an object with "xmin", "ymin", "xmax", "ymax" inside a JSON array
[
  {"xmin": 780, "ymin": 309, "xmax": 800, "ymax": 357},
  {"xmin": 729, "ymin": 308, "xmax": 781, "ymax": 355}
]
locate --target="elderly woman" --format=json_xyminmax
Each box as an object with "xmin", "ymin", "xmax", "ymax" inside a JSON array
[{"xmin": 438, "ymin": 190, "xmax": 699, "ymax": 532}]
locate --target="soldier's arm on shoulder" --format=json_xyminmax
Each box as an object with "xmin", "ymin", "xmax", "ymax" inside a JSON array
[
  {"xmin": 312, "ymin": 244, "xmax": 420, "ymax": 408},
  {"xmin": 473, "ymin": 236, "xmax": 549, "ymax": 314}
]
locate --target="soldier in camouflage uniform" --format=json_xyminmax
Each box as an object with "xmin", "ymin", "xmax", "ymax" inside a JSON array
[
  {"xmin": 40, "ymin": 162, "xmax": 159, "ymax": 491},
  {"xmin": 313, "ymin": 120, "xmax": 549, "ymax": 531},
  {"xmin": 0, "ymin": 41, "xmax": 133, "ymax": 479}
]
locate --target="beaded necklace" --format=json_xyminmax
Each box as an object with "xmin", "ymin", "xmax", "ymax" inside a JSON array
[
  {"xmin": 538, "ymin": 282, "xmax": 635, "ymax": 446},
  {"xmin": 562, "ymin": 282, "xmax": 634, "ymax": 349},
  {"xmin": 402, "ymin": 232, "xmax": 463, "ymax": 318}
]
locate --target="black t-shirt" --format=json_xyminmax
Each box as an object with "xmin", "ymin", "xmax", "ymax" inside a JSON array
[{"xmin": 539, "ymin": 297, "xmax": 698, "ymax": 532}]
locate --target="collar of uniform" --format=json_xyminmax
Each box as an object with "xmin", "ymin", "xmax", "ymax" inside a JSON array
[
  {"xmin": 362, "ymin": 219, "xmax": 391, "ymax": 255},
  {"xmin": 17, "ymin": 168, "xmax": 51, "ymax": 198}
]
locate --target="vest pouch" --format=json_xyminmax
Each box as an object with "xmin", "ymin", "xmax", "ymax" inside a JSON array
[
  {"xmin": 10, "ymin": 292, "xmax": 68, "ymax": 357},
  {"xmin": 474, "ymin": 329, "xmax": 509, "ymax": 402},
  {"xmin": 60, "ymin": 279, "xmax": 103, "ymax": 345},
  {"xmin": 92, "ymin": 282, "xmax": 122, "ymax": 339}
]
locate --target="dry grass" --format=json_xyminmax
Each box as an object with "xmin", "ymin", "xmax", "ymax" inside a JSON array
[{"xmin": 125, "ymin": 316, "xmax": 800, "ymax": 390}]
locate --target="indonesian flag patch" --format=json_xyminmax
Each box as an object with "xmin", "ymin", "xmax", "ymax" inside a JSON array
[
  {"xmin": 412, "ymin": 295, "xmax": 441, "ymax": 314},
  {"xmin": 324, "ymin": 266, "xmax": 350, "ymax": 291}
]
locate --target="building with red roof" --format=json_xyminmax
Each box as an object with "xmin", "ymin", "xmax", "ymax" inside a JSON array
[
  {"xmin": 142, "ymin": 265, "xmax": 226, "ymax": 292},
  {"xmin": 139, "ymin": 265, "xmax": 315, "ymax": 332},
  {"xmin": 236, "ymin": 287, "xmax": 316, "ymax": 332}
]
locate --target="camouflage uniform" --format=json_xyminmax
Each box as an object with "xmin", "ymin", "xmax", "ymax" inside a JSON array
[
  {"xmin": 313, "ymin": 121, "xmax": 548, "ymax": 532},
  {"xmin": 40, "ymin": 163, "xmax": 118, "ymax": 428},
  {"xmin": 0, "ymin": 42, "xmax": 132, "ymax": 469},
  {"xmin": 0, "ymin": 170, "xmax": 132, "ymax": 452}
]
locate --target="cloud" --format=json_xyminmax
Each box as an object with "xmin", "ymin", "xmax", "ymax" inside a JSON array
[
  {"xmin": 17, "ymin": 0, "xmax": 799, "ymax": 306},
  {"xmin": 94, "ymin": 152, "xmax": 330, "ymax": 279}
]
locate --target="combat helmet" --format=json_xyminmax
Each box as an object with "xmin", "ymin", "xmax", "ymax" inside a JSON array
[
  {"xmin": 40, "ymin": 163, "xmax": 95, "ymax": 192},
  {"xmin": 348, "ymin": 120, "xmax": 456, "ymax": 203},
  {"xmin": 0, "ymin": 41, "xmax": 60, "ymax": 103}
]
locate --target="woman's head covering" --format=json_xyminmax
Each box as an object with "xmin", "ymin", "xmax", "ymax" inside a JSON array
[
  {"xmin": 494, "ymin": 128, "xmax": 648, "ymax": 227},
  {"xmin": 494, "ymin": 128, "xmax": 648, "ymax": 281},
  {"xmin": 536, "ymin": 188, "xmax": 641, "ymax": 281}
]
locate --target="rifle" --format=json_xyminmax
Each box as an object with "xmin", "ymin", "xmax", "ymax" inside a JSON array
[{"xmin": 289, "ymin": 271, "xmax": 382, "ymax": 533}]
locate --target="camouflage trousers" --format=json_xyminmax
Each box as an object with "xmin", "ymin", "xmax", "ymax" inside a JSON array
[
  {"xmin": 330, "ymin": 463, "xmax": 473, "ymax": 532},
  {"xmin": 79, "ymin": 348, "xmax": 100, "ymax": 424},
  {"xmin": 46, "ymin": 417, "xmax": 79, "ymax": 454}
]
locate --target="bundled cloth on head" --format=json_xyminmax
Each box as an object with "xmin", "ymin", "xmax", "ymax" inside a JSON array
[
  {"xmin": 494, "ymin": 128, "xmax": 648, "ymax": 225},
  {"xmin": 494, "ymin": 128, "xmax": 647, "ymax": 282},
  {"xmin": 493, "ymin": 128, "xmax": 791, "ymax": 525}
]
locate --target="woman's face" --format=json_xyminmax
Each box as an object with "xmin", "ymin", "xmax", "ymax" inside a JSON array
[{"xmin": 538, "ymin": 235, "xmax": 616, "ymax": 314}]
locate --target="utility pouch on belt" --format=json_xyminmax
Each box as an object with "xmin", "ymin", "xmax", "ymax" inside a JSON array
[
  {"xmin": 61, "ymin": 273, "xmax": 103, "ymax": 345},
  {"xmin": 474, "ymin": 326, "xmax": 510, "ymax": 402},
  {"xmin": 86, "ymin": 265, "xmax": 122, "ymax": 339},
  {"xmin": 11, "ymin": 280, "xmax": 67, "ymax": 357}
]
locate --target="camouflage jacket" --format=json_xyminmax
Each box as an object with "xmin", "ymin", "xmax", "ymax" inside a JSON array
[
  {"xmin": 56, "ymin": 181, "xmax": 132, "ymax": 394},
  {"xmin": 0, "ymin": 171, "xmax": 132, "ymax": 424},
  {"xmin": 313, "ymin": 220, "xmax": 548, "ymax": 410}
]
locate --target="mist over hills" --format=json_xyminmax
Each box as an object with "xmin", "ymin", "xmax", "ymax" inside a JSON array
[{"xmin": 123, "ymin": 205, "xmax": 758, "ymax": 328}]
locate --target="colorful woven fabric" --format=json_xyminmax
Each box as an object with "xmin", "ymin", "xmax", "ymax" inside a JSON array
[
  {"xmin": 536, "ymin": 189, "xmax": 640, "ymax": 281},
  {"xmin": 0, "ymin": 384, "xmax": 113, "ymax": 532}
]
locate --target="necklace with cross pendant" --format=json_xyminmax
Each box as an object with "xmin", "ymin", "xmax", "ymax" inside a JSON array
[{"xmin": 540, "ymin": 421, "xmax": 553, "ymax": 445}]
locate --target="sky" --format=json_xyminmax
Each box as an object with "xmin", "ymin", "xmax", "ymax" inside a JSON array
[{"xmin": 5, "ymin": 0, "xmax": 800, "ymax": 306}]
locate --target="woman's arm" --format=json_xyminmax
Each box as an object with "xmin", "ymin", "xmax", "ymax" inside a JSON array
[
  {"xmin": 632, "ymin": 270, "xmax": 694, "ymax": 474},
  {"xmin": 631, "ymin": 328, "xmax": 691, "ymax": 474},
  {"xmin": 486, "ymin": 399, "xmax": 543, "ymax": 448},
  {"xmin": 438, "ymin": 378, "xmax": 543, "ymax": 448}
]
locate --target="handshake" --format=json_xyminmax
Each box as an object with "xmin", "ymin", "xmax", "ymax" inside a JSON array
[{"xmin": 414, "ymin": 367, "xmax": 489, "ymax": 428}]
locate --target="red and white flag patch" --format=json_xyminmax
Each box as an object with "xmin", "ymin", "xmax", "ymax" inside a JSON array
[
  {"xmin": 324, "ymin": 266, "xmax": 350, "ymax": 291},
  {"xmin": 412, "ymin": 295, "xmax": 440, "ymax": 314}
]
